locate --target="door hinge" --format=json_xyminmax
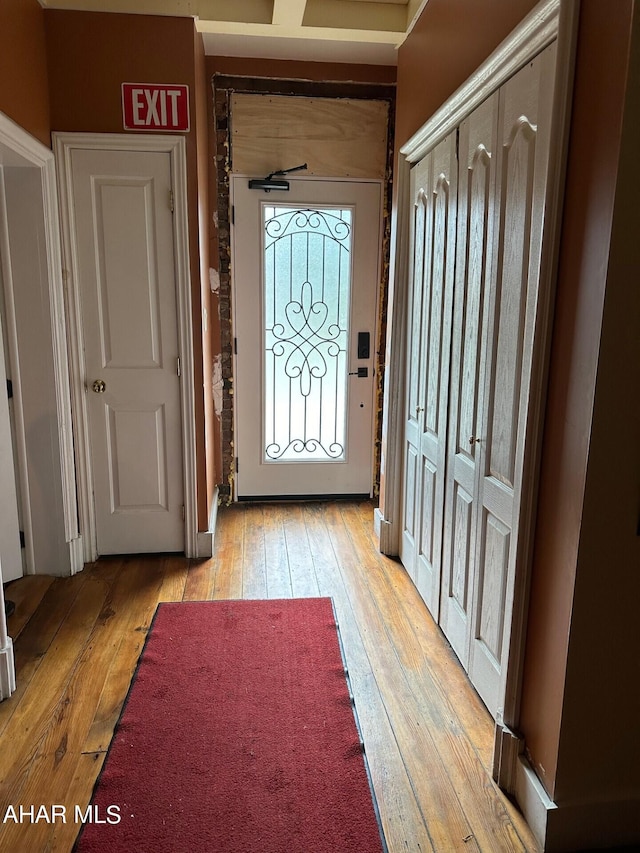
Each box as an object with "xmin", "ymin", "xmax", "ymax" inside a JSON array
[
  {"xmin": 455, "ymin": 126, "xmax": 460, "ymax": 160},
  {"xmin": 235, "ymin": 456, "xmax": 239, "ymax": 474},
  {"xmin": 176, "ymin": 356, "xmax": 181, "ymax": 377},
  {"xmin": 6, "ymin": 379, "xmax": 12, "ymax": 399},
  {"xmin": 169, "ymin": 190, "xmax": 175, "ymax": 213},
  {"xmin": 19, "ymin": 530, "xmax": 25, "ymax": 549},
  {"xmin": 181, "ymin": 505, "xmax": 185, "ymax": 521},
  {"xmin": 231, "ymin": 204, "xmax": 235, "ymax": 226},
  {"xmin": 234, "ymin": 337, "xmax": 237, "ymax": 355}
]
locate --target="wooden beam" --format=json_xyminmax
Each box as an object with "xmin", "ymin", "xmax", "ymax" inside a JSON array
[{"xmin": 272, "ymin": 0, "xmax": 307, "ymax": 27}]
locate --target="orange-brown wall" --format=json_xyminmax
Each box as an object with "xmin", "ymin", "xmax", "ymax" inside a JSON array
[
  {"xmin": 519, "ymin": 0, "xmax": 637, "ymax": 799},
  {"xmin": 529, "ymin": 0, "xmax": 640, "ymax": 824},
  {"xmin": 0, "ymin": 0, "xmax": 50, "ymax": 147},
  {"xmin": 45, "ymin": 10, "xmax": 213, "ymax": 529},
  {"xmin": 395, "ymin": 0, "xmax": 538, "ymax": 147}
]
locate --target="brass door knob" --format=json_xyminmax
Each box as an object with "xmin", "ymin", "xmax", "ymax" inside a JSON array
[{"xmin": 92, "ymin": 379, "xmax": 106, "ymax": 394}]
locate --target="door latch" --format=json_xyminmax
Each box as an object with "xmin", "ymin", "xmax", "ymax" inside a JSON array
[{"xmin": 349, "ymin": 367, "xmax": 368, "ymax": 378}]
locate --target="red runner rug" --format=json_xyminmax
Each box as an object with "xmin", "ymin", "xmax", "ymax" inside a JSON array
[{"xmin": 74, "ymin": 598, "xmax": 385, "ymax": 853}]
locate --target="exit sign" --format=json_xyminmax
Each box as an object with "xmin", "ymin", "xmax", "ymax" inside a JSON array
[{"xmin": 122, "ymin": 84, "xmax": 190, "ymax": 132}]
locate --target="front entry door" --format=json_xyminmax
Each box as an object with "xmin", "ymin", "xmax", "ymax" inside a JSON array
[
  {"xmin": 68, "ymin": 148, "xmax": 184, "ymax": 554},
  {"xmin": 232, "ymin": 178, "xmax": 381, "ymax": 498}
]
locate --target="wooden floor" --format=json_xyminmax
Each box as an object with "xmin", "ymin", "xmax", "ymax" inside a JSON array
[{"xmin": 0, "ymin": 501, "xmax": 539, "ymax": 852}]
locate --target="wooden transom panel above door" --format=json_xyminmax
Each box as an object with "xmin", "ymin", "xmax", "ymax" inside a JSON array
[{"xmin": 230, "ymin": 94, "xmax": 389, "ymax": 180}]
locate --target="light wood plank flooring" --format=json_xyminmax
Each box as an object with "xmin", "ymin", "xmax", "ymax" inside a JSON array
[{"xmin": 0, "ymin": 501, "xmax": 539, "ymax": 852}]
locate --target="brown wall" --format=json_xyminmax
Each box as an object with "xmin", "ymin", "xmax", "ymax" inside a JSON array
[
  {"xmin": 520, "ymin": 0, "xmax": 632, "ymax": 795},
  {"xmin": 519, "ymin": 0, "xmax": 637, "ymax": 801},
  {"xmin": 394, "ymin": 0, "xmax": 538, "ymax": 147},
  {"xmin": 0, "ymin": 0, "xmax": 50, "ymax": 147},
  {"xmin": 45, "ymin": 10, "xmax": 212, "ymax": 529},
  {"xmin": 546, "ymin": 1, "xmax": 640, "ymax": 813}
]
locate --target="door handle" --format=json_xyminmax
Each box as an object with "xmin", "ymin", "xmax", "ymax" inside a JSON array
[
  {"xmin": 348, "ymin": 367, "xmax": 368, "ymax": 378},
  {"xmin": 92, "ymin": 379, "xmax": 106, "ymax": 394}
]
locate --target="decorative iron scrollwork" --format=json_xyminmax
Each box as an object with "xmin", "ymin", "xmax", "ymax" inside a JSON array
[{"xmin": 263, "ymin": 206, "xmax": 352, "ymax": 462}]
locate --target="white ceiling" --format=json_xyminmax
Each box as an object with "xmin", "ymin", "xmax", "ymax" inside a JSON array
[{"xmin": 38, "ymin": 0, "xmax": 428, "ymax": 64}]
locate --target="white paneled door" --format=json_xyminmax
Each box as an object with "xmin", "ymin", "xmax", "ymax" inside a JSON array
[
  {"xmin": 69, "ymin": 149, "xmax": 184, "ymax": 554},
  {"xmin": 232, "ymin": 178, "xmax": 381, "ymax": 498},
  {"xmin": 464, "ymin": 44, "xmax": 555, "ymax": 714},
  {"xmin": 439, "ymin": 91, "xmax": 500, "ymax": 671},
  {"xmin": 400, "ymin": 134, "xmax": 457, "ymax": 616}
]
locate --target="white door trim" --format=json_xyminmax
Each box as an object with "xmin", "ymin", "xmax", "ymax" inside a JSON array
[
  {"xmin": 377, "ymin": 0, "xmax": 579, "ymax": 810},
  {"xmin": 54, "ymin": 132, "xmax": 198, "ymax": 561},
  {"xmin": 0, "ymin": 112, "xmax": 81, "ymax": 577}
]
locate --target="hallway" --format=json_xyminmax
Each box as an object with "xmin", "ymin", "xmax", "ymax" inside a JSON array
[{"xmin": 0, "ymin": 501, "xmax": 537, "ymax": 852}]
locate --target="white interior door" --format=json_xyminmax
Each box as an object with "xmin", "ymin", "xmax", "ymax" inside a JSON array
[
  {"xmin": 400, "ymin": 134, "xmax": 457, "ymax": 616},
  {"xmin": 68, "ymin": 148, "xmax": 184, "ymax": 554},
  {"xmin": 232, "ymin": 177, "xmax": 381, "ymax": 498}
]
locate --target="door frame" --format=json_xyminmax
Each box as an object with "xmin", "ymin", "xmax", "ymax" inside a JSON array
[
  {"xmin": 376, "ymin": 0, "xmax": 578, "ymax": 801},
  {"xmin": 54, "ymin": 132, "xmax": 198, "ymax": 561},
  {"xmin": 0, "ymin": 113, "xmax": 80, "ymax": 579}
]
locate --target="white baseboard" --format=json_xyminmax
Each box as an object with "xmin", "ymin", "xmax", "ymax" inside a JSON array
[
  {"xmin": 373, "ymin": 507, "xmax": 382, "ymax": 540},
  {"xmin": 196, "ymin": 487, "xmax": 219, "ymax": 559},
  {"xmin": 69, "ymin": 535, "xmax": 84, "ymax": 575},
  {"xmin": 374, "ymin": 507, "xmax": 397, "ymax": 555},
  {"xmin": 515, "ymin": 754, "xmax": 556, "ymax": 848},
  {"xmin": 515, "ymin": 754, "xmax": 640, "ymax": 851},
  {"xmin": 0, "ymin": 637, "xmax": 16, "ymax": 701}
]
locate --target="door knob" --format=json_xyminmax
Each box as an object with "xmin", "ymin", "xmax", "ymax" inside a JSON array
[
  {"xmin": 468, "ymin": 436, "xmax": 481, "ymax": 445},
  {"xmin": 92, "ymin": 379, "xmax": 106, "ymax": 394}
]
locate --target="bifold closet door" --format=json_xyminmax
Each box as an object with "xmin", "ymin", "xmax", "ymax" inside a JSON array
[
  {"xmin": 400, "ymin": 133, "xmax": 457, "ymax": 617},
  {"xmin": 466, "ymin": 43, "xmax": 556, "ymax": 716},
  {"xmin": 439, "ymin": 43, "xmax": 557, "ymax": 717},
  {"xmin": 439, "ymin": 90, "xmax": 500, "ymax": 668}
]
